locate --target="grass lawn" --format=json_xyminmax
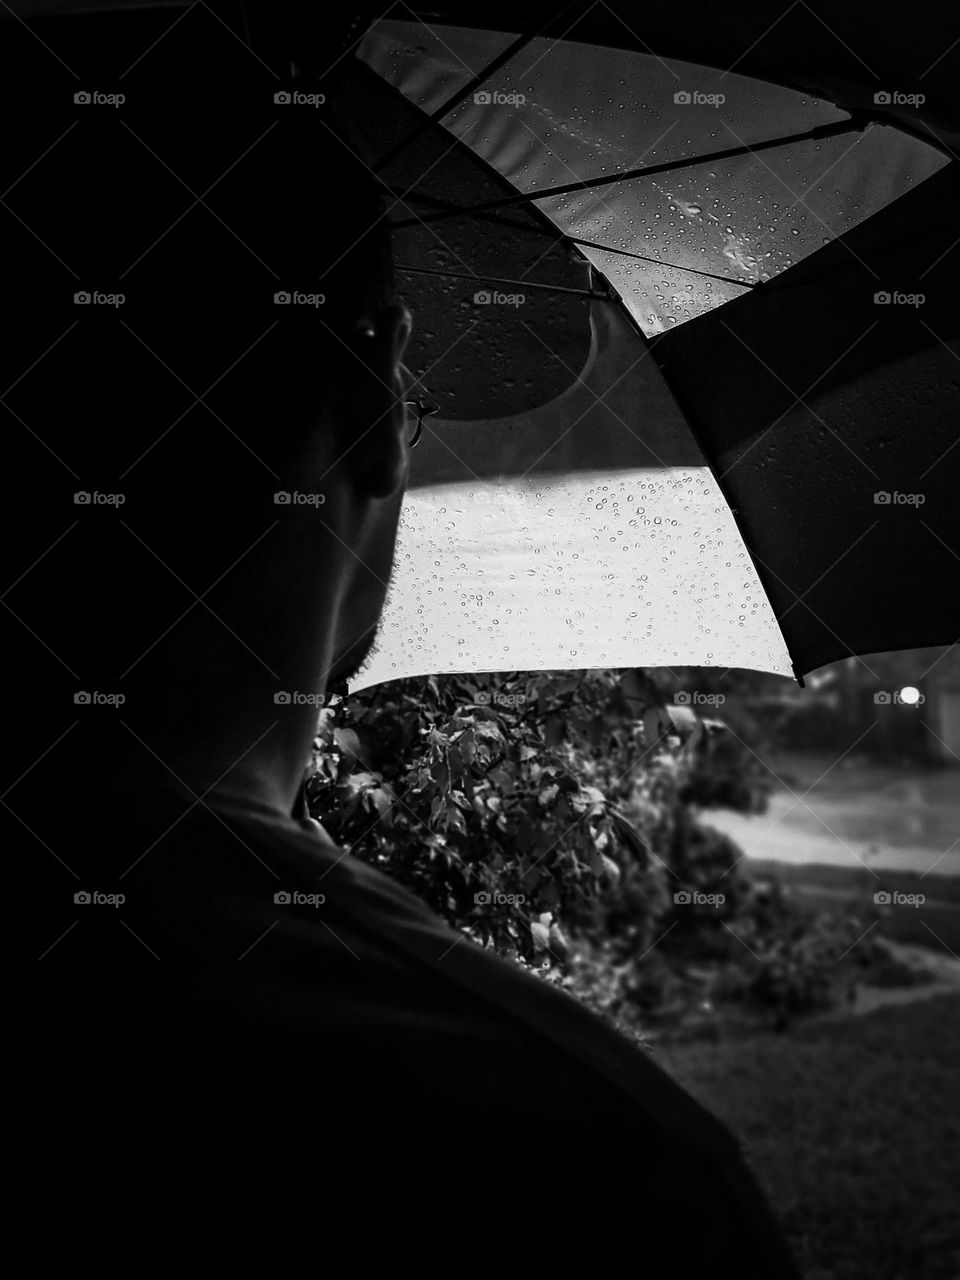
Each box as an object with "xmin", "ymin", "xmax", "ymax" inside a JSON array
[{"xmin": 655, "ymin": 994, "xmax": 960, "ymax": 1280}]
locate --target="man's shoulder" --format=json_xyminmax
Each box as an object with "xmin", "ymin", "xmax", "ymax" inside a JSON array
[
  {"xmin": 9, "ymin": 793, "xmax": 799, "ymax": 1275},
  {"xmin": 15, "ymin": 788, "xmax": 732, "ymax": 1155},
  {"xmin": 162, "ymin": 802, "xmax": 796, "ymax": 1275},
  {"xmin": 162, "ymin": 797, "xmax": 743, "ymax": 1157}
]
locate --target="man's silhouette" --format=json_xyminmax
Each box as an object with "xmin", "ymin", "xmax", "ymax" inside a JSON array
[{"xmin": 3, "ymin": 7, "xmax": 798, "ymax": 1272}]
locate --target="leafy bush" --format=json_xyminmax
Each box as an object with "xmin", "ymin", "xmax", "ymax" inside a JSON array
[
  {"xmin": 307, "ymin": 669, "xmax": 871, "ymax": 1031},
  {"xmin": 307, "ymin": 671, "xmax": 665, "ymax": 961}
]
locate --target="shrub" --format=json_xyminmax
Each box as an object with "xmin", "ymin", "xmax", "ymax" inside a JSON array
[
  {"xmin": 306, "ymin": 671, "xmax": 665, "ymax": 962},
  {"xmin": 307, "ymin": 669, "xmax": 871, "ymax": 1031}
]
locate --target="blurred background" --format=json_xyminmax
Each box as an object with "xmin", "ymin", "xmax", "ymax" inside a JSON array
[{"xmin": 308, "ymin": 654, "xmax": 960, "ymax": 1280}]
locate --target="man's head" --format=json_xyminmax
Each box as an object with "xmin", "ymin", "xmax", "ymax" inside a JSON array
[{"xmin": 2, "ymin": 6, "xmax": 412, "ymax": 805}]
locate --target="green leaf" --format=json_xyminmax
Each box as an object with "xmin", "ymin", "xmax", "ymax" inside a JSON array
[
  {"xmin": 458, "ymin": 729, "xmax": 477, "ymax": 766},
  {"xmin": 544, "ymin": 715, "xmax": 564, "ymax": 746},
  {"xmin": 643, "ymin": 706, "xmax": 665, "ymax": 745},
  {"xmin": 314, "ymin": 708, "xmax": 338, "ymax": 745},
  {"xmin": 531, "ymin": 917, "xmax": 552, "ymax": 951},
  {"xmin": 333, "ymin": 727, "xmax": 362, "ymax": 758},
  {"xmin": 486, "ymin": 767, "xmax": 513, "ymax": 791},
  {"xmin": 663, "ymin": 704, "xmax": 698, "ymax": 740},
  {"xmin": 601, "ymin": 853, "xmax": 621, "ymax": 884},
  {"xmin": 365, "ymin": 787, "xmax": 392, "ymax": 819},
  {"xmin": 343, "ymin": 771, "xmax": 378, "ymax": 795},
  {"xmin": 553, "ymin": 676, "xmax": 581, "ymax": 696},
  {"xmin": 474, "ymin": 722, "xmax": 505, "ymax": 744}
]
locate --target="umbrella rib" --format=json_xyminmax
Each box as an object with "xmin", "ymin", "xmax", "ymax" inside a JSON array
[
  {"xmin": 565, "ymin": 237, "xmax": 759, "ymax": 288},
  {"xmin": 388, "ymin": 116, "xmax": 869, "ymax": 228},
  {"xmin": 372, "ymin": 0, "xmax": 586, "ymax": 173},
  {"xmin": 392, "ymin": 195, "xmax": 760, "ymax": 288},
  {"xmin": 393, "ymin": 262, "xmax": 615, "ymax": 300}
]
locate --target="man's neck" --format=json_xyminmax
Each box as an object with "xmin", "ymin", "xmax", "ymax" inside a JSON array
[
  {"xmin": 54, "ymin": 700, "xmax": 321, "ymax": 821},
  {"xmin": 143, "ymin": 717, "xmax": 318, "ymax": 817}
]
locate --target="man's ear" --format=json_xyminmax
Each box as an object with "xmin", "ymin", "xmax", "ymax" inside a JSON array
[{"xmin": 342, "ymin": 302, "xmax": 413, "ymax": 501}]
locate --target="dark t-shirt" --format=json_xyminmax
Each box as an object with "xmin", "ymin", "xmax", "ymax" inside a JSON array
[{"xmin": 6, "ymin": 787, "xmax": 798, "ymax": 1273}]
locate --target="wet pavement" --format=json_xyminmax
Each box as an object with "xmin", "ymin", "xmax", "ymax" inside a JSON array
[{"xmin": 701, "ymin": 750, "xmax": 960, "ymax": 878}]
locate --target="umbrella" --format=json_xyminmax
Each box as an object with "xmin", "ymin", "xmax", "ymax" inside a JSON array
[
  {"xmin": 5, "ymin": 1, "xmax": 959, "ymax": 694},
  {"xmin": 339, "ymin": 8, "xmax": 960, "ymax": 690}
]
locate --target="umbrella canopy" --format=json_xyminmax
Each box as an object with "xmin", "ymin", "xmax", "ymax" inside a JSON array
[{"xmin": 344, "ymin": 13, "xmax": 958, "ymax": 688}]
